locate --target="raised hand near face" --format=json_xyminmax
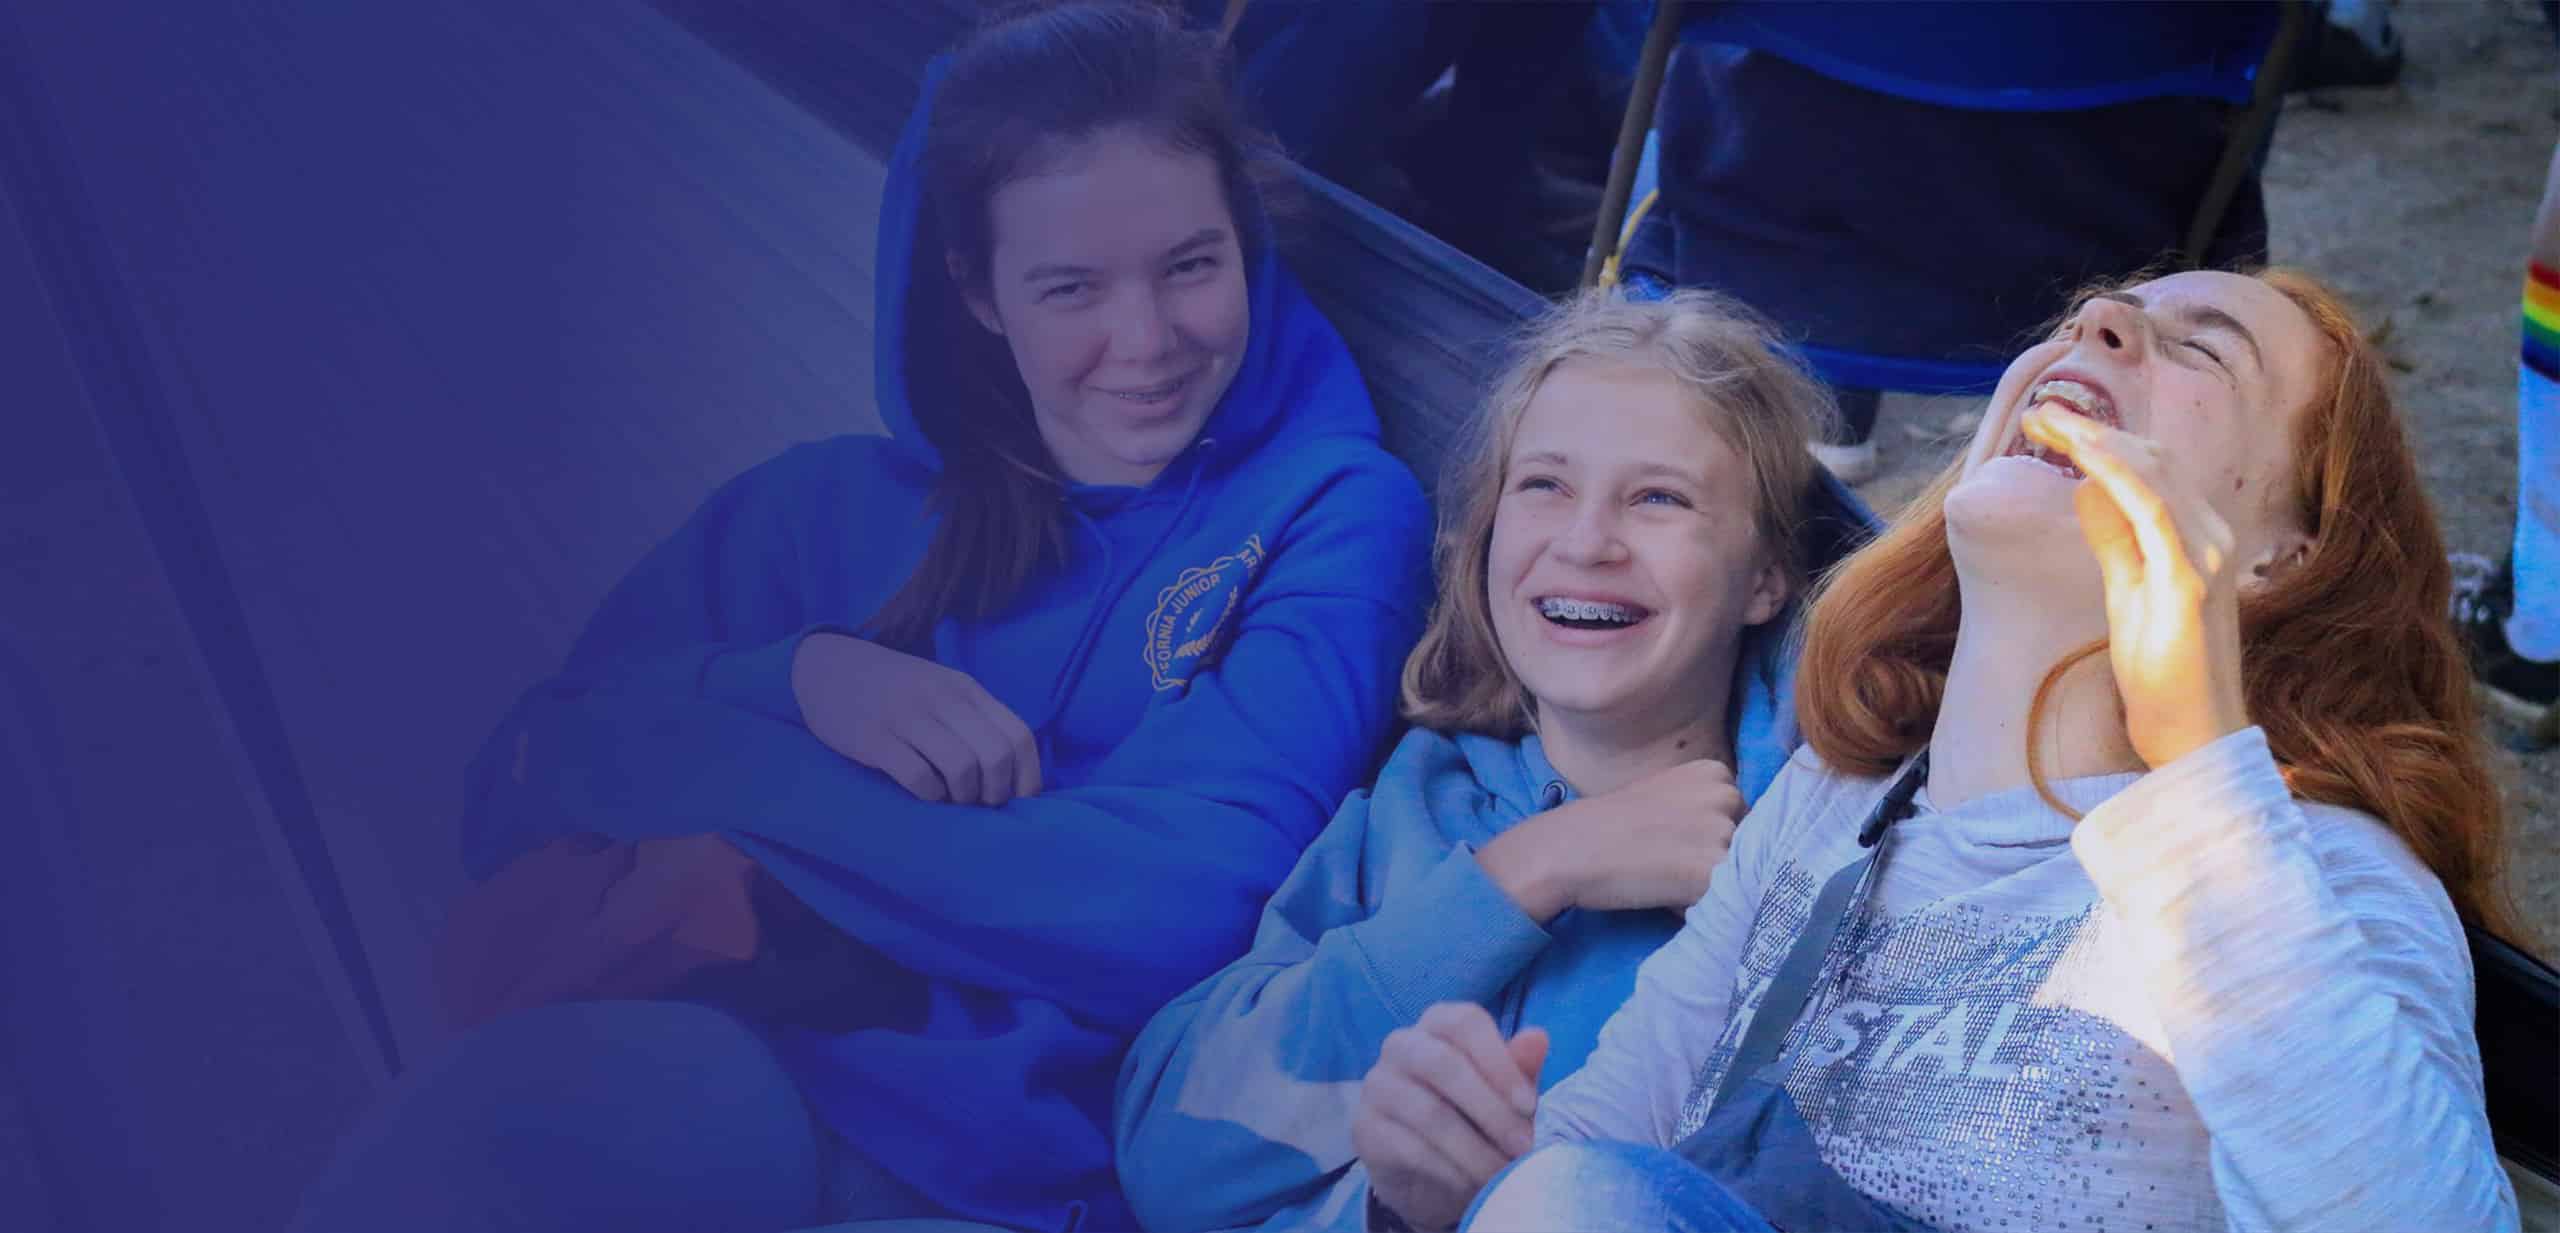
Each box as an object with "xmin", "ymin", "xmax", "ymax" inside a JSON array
[{"xmin": 2022, "ymin": 404, "xmax": 2253, "ymax": 769}]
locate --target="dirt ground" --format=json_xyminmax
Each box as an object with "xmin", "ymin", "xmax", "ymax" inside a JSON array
[{"xmin": 1851, "ymin": 0, "xmax": 2560, "ymax": 946}]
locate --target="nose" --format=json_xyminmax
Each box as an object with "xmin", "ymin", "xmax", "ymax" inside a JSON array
[
  {"xmin": 1106, "ymin": 284, "xmax": 1177, "ymax": 363},
  {"xmin": 2076, "ymin": 295, "xmax": 2150, "ymax": 356},
  {"xmin": 1551, "ymin": 495, "xmax": 1627, "ymax": 566}
]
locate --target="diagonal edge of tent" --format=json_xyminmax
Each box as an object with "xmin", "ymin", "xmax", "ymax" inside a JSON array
[{"xmin": 0, "ymin": 11, "xmax": 405, "ymax": 1083}]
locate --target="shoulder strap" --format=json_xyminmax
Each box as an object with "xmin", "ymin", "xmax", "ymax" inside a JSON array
[{"xmin": 1703, "ymin": 752, "xmax": 1928, "ymax": 1112}]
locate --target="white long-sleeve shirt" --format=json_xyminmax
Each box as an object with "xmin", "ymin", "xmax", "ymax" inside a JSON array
[{"xmin": 1537, "ymin": 727, "xmax": 2518, "ymax": 1232}]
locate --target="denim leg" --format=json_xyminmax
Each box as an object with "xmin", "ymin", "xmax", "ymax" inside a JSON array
[
  {"xmin": 1830, "ymin": 386, "xmax": 1883, "ymax": 445},
  {"xmin": 1461, "ymin": 1141, "xmax": 1779, "ymax": 1233}
]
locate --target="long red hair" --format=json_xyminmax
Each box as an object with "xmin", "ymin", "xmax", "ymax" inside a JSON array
[{"xmin": 1795, "ymin": 268, "xmax": 2524, "ymax": 943}]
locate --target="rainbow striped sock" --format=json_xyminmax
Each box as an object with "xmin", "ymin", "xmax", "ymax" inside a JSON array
[
  {"xmin": 2527, "ymin": 263, "xmax": 2560, "ymax": 381},
  {"xmin": 2509, "ymin": 263, "xmax": 2560, "ymax": 661}
]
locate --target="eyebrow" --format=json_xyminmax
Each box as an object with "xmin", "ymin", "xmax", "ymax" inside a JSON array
[
  {"xmin": 1515, "ymin": 450, "xmax": 1708, "ymax": 486},
  {"xmin": 1018, "ymin": 227, "xmax": 1229, "ymax": 285},
  {"xmin": 2179, "ymin": 305, "xmax": 2265, "ymax": 368},
  {"xmin": 2088, "ymin": 290, "xmax": 2263, "ymax": 368},
  {"xmin": 1164, "ymin": 227, "xmax": 1227, "ymax": 259}
]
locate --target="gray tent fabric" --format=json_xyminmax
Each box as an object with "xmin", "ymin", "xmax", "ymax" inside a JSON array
[
  {"xmin": 1, "ymin": 13, "xmax": 384, "ymax": 1223},
  {"xmin": 2, "ymin": 0, "xmax": 897, "ymax": 1084},
  {"xmin": 0, "ymin": 4, "xmax": 891, "ymax": 1226}
]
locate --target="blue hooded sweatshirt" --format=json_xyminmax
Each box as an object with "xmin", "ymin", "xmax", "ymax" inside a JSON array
[{"xmin": 458, "ymin": 62, "xmax": 1433, "ymax": 1231}]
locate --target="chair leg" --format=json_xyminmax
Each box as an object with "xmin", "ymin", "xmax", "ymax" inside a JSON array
[
  {"xmin": 1581, "ymin": 0, "xmax": 1684, "ymax": 290},
  {"xmin": 2182, "ymin": 0, "xmax": 2311, "ymax": 267}
]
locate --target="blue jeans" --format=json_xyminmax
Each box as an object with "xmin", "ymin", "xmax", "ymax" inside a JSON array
[
  {"xmin": 1461, "ymin": 1141, "xmax": 1778, "ymax": 1233},
  {"xmin": 288, "ymin": 1001, "xmax": 944, "ymax": 1232}
]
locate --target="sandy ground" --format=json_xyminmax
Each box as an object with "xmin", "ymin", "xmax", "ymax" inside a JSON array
[{"xmin": 1851, "ymin": 0, "xmax": 2560, "ymax": 946}]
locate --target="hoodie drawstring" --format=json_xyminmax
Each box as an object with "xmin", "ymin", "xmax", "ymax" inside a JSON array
[{"xmin": 1025, "ymin": 437, "xmax": 1220, "ymax": 733}]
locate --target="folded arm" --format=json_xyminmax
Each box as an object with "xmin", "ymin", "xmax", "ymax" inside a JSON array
[{"xmin": 467, "ymin": 460, "xmax": 1433, "ymax": 1033}]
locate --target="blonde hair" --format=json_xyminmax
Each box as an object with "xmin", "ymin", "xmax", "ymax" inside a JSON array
[{"xmin": 1399, "ymin": 289, "xmax": 1838, "ymax": 737}]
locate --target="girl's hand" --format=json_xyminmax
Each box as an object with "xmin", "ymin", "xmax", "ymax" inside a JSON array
[
  {"xmin": 790, "ymin": 632, "xmax": 1042, "ymax": 805},
  {"xmin": 1353, "ymin": 1004, "xmax": 1549, "ymax": 1232},
  {"xmin": 1477, "ymin": 758, "xmax": 1742, "ymax": 924},
  {"xmin": 2022, "ymin": 405, "xmax": 2251, "ymax": 769}
]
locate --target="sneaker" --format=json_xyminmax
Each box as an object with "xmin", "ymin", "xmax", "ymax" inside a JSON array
[
  {"xmin": 2449, "ymin": 552, "xmax": 2560, "ymax": 719},
  {"xmin": 2292, "ymin": 5, "xmax": 2402, "ymax": 92},
  {"xmin": 1809, "ymin": 439, "xmax": 1879, "ymax": 486}
]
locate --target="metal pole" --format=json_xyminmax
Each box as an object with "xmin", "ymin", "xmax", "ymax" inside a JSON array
[
  {"xmin": 1582, "ymin": 0, "xmax": 1686, "ymax": 290},
  {"xmin": 2183, "ymin": 0, "xmax": 2309, "ymax": 268}
]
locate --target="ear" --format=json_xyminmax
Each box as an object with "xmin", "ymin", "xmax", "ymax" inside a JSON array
[
  {"xmin": 2243, "ymin": 527, "xmax": 2316, "ymax": 591},
  {"xmin": 1740, "ymin": 552, "xmax": 1789, "ymax": 627},
  {"xmin": 948, "ymin": 251, "xmax": 1004, "ymax": 336}
]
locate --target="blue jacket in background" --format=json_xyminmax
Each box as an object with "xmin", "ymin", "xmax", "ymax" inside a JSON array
[
  {"xmin": 1114, "ymin": 728, "xmax": 1688, "ymax": 1232},
  {"xmin": 1682, "ymin": 0, "xmax": 2280, "ymax": 112},
  {"xmin": 459, "ymin": 60, "xmax": 1434, "ymax": 1232}
]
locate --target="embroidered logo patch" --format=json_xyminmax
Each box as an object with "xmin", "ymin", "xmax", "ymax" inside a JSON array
[{"xmin": 1144, "ymin": 535, "xmax": 1266, "ymax": 691}]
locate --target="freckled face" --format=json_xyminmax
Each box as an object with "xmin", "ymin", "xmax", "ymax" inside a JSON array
[{"xmin": 1948, "ymin": 270, "xmax": 2327, "ymax": 571}]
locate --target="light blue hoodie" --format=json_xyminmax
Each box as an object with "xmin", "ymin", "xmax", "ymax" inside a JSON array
[
  {"xmin": 458, "ymin": 59, "xmax": 1433, "ymax": 1232},
  {"xmin": 1112, "ymin": 728, "xmax": 1686, "ymax": 1232},
  {"xmin": 1111, "ymin": 480, "xmax": 1873, "ymax": 1231}
]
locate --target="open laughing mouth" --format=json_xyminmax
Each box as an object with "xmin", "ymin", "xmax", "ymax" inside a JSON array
[
  {"xmin": 1536, "ymin": 595, "xmax": 1653, "ymax": 631},
  {"xmin": 2001, "ymin": 377, "xmax": 2122, "ymax": 479}
]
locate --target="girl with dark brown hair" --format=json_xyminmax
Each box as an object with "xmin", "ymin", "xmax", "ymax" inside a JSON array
[{"xmin": 291, "ymin": 5, "xmax": 1431, "ymax": 1229}]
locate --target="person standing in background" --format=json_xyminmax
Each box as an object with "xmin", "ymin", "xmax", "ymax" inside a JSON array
[
  {"xmin": 2451, "ymin": 5, "xmax": 2560, "ymax": 720},
  {"xmin": 2453, "ymin": 137, "xmax": 2560, "ymax": 720}
]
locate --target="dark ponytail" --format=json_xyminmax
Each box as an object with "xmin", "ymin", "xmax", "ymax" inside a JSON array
[{"xmin": 865, "ymin": 0, "xmax": 1270, "ymax": 650}]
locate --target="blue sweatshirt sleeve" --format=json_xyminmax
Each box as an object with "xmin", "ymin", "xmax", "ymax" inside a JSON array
[
  {"xmin": 547, "ymin": 437, "xmax": 921, "ymax": 721},
  {"xmin": 459, "ymin": 437, "xmax": 928, "ymax": 868},
  {"xmin": 1113, "ymin": 731, "xmax": 1552, "ymax": 1233},
  {"xmin": 475, "ymin": 461, "xmax": 1433, "ymax": 1034}
]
